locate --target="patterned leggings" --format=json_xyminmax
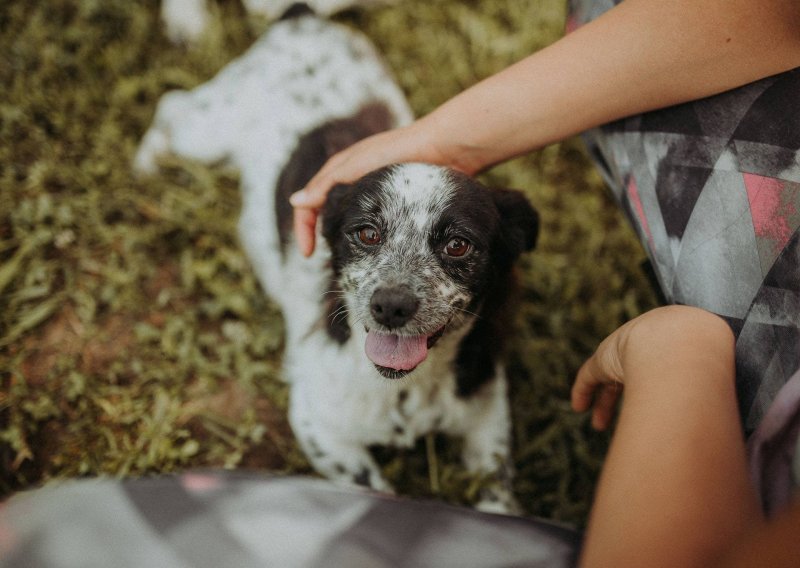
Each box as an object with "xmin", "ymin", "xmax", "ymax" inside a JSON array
[{"xmin": 570, "ymin": 0, "xmax": 800, "ymax": 514}]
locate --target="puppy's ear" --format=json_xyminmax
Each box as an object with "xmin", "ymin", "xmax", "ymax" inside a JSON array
[
  {"xmin": 320, "ymin": 183, "xmax": 353, "ymax": 246},
  {"xmin": 491, "ymin": 188, "xmax": 539, "ymax": 260}
]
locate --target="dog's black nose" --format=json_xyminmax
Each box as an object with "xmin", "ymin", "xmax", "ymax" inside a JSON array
[{"xmin": 370, "ymin": 287, "xmax": 419, "ymax": 329}]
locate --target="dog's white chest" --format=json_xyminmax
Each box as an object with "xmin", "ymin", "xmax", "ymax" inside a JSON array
[{"xmin": 287, "ymin": 332, "xmax": 466, "ymax": 448}]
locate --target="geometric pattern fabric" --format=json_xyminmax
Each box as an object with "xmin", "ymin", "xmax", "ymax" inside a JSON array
[
  {"xmin": 0, "ymin": 474, "xmax": 580, "ymax": 567},
  {"xmin": 570, "ymin": 0, "xmax": 800, "ymax": 513}
]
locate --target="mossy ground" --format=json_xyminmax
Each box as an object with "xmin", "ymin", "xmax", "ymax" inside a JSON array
[{"xmin": 0, "ymin": 0, "xmax": 659, "ymax": 527}]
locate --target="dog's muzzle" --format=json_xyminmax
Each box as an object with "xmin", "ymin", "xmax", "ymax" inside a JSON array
[{"xmin": 364, "ymin": 285, "xmax": 445, "ymax": 378}]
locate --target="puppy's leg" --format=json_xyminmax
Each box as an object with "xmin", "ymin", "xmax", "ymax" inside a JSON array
[
  {"xmin": 161, "ymin": 0, "xmax": 210, "ymax": 44},
  {"xmin": 294, "ymin": 424, "xmax": 393, "ymax": 494},
  {"xmin": 134, "ymin": 90, "xmax": 190, "ymax": 176},
  {"xmin": 134, "ymin": 89, "xmax": 230, "ymax": 176},
  {"xmin": 458, "ymin": 371, "xmax": 521, "ymax": 515}
]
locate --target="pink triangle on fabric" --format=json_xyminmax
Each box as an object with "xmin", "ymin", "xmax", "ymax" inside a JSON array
[
  {"xmin": 743, "ymin": 173, "xmax": 794, "ymax": 253},
  {"xmin": 626, "ymin": 176, "xmax": 654, "ymax": 249},
  {"xmin": 565, "ymin": 14, "xmax": 581, "ymax": 34}
]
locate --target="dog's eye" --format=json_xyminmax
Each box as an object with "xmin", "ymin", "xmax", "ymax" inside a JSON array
[
  {"xmin": 444, "ymin": 237, "xmax": 471, "ymax": 257},
  {"xmin": 357, "ymin": 226, "xmax": 381, "ymax": 246}
]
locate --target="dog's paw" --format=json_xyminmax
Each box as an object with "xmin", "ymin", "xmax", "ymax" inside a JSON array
[
  {"xmin": 161, "ymin": 0, "xmax": 211, "ymax": 44},
  {"xmin": 133, "ymin": 90, "xmax": 195, "ymax": 177},
  {"xmin": 474, "ymin": 486, "xmax": 523, "ymax": 516},
  {"xmin": 132, "ymin": 128, "xmax": 170, "ymax": 178}
]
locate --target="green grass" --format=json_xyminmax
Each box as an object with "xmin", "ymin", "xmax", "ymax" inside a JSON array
[{"xmin": 0, "ymin": 0, "xmax": 659, "ymax": 527}]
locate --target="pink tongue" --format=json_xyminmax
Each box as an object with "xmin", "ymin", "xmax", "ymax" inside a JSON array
[{"xmin": 365, "ymin": 331, "xmax": 428, "ymax": 371}]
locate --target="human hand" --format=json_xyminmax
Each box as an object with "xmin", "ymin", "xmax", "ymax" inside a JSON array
[
  {"xmin": 571, "ymin": 316, "xmax": 636, "ymax": 432},
  {"xmin": 574, "ymin": 306, "xmax": 746, "ymax": 567},
  {"xmin": 571, "ymin": 306, "xmax": 734, "ymax": 431},
  {"xmin": 290, "ymin": 121, "xmax": 451, "ymax": 257}
]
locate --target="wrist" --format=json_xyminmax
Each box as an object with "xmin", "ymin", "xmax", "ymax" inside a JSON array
[
  {"xmin": 415, "ymin": 109, "xmax": 490, "ymax": 176},
  {"xmin": 622, "ymin": 306, "xmax": 735, "ymax": 385}
]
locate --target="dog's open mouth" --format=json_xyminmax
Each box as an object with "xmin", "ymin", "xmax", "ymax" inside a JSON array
[{"xmin": 365, "ymin": 326, "xmax": 446, "ymax": 379}]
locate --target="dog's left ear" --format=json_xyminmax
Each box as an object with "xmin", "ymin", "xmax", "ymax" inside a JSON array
[
  {"xmin": 491, "ymin": 188, "xmax": 539, "ymax": 260},
  {"xmin": 321, "ymin": 182, "xmax": 353, "ymax": 246}
]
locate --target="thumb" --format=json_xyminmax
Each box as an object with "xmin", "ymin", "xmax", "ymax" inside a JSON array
[
  {"xmin": 289, "ymin": 185, "xmax": 325, "ymax": 209},
  {"xmin": 290, "ymin": 151, "xmax": 351, "ymax": 210},
  {"xmin": 572, "ymin": 358, "xmax": 602, "ymax": 413},
  {"xmin": 293, "ymin": 207, "xmax": 318, "ymax": 257}
]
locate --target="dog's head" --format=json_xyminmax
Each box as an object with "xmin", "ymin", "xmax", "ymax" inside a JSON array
[{"xmin": 321, "ymin": 163, "xmax": 538, "ymax": 379}]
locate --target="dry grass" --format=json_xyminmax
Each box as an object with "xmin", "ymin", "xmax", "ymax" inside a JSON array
[{"xmin": 0, "ymin": 0, "xmax": 659, "ymax": 526}]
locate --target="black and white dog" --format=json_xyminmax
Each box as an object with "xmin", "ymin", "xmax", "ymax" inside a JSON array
[{"xmin": 136, "ymin": 8, "xmax": 538, "ymax": 513}]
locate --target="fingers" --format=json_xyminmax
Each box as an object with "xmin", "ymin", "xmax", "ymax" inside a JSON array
[
  {"xmin": 292, "ymin": 207, "xmax": 318, "ymax": 258},
  {"xmin": 571, "ymin": 360, "xmax": 600, "ymax": 413},
  {"xmin": 572, "ymin": 349, "xmax": 624, "ymax": 431},
  {"xmin": 290, "ymin": 142, "xmax": 371, "ymax": 257},
  {"xmin": 590, "ymin": 384, "xmax": 621, "ymax": 431},
  {"xmin": 290, "ymin": 152, "xmax": 347, "ymax": 211},
  {"xmin": 289, "ymin": 152, "xmax": 350, "ymax": 257}
]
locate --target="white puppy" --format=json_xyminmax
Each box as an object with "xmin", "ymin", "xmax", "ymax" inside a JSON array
[{"xmin": 136, "ymin": 9, "xmax": 538, "ymax": 513}]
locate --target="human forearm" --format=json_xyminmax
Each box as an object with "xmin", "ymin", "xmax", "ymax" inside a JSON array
[
  {"xmin": 291, "ymin": 0, "xmax": 800, "ymax": 256},
  {"xmin": 575, "ymin": 307, "xmax": 762, "ymax": 567},
  {"xmin": 424, "ymin": 0, "xmax": 800, "ymax": 174}
]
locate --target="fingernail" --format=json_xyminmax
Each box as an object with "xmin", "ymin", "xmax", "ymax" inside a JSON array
[{"xmin": 289, "ymin": 190, "xmax": 307, "ymax": 206}]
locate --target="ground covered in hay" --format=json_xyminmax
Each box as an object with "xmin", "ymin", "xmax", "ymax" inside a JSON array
[{"xmin": 0, "ymin": 0, "xmax": 659, "ymax": 527}]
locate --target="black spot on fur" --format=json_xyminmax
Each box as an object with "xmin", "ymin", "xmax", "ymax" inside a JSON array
[
  {"xmin": 304, "ymin": 436, "xmax": 326, "ymax": 460},
  {"xmin": 353, "ymin": 467, "xmax": 371, "ymax": 487},
  {"xmin": 395, "ymin": 389, "xmax": 409, "ymax": 418},
  {"xmin": 482, "ymin": 489, "xmax": 500, "ymax": 502},
  {"xmin": 455, "ymin": 331, "xmax": 503, "ymax": 393},
  {"xmin": 454, "ymin": 289, "xmax": 510, "ymax": 398},
  {"xmin": 279, "ymin": 3, "xmax": 314, "ymax": 20}
]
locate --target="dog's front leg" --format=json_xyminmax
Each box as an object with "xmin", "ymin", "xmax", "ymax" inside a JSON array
[
  {"xmin": 293, "ymin": 425, "xmax": 393, "ymax": 494},
  {"xmin": 458, "ymin": 372, "xmax": 522, "ymax": 515},
  {"xmin": 161, "ymin": 0, "xmax": 210, "ymax": 44}
]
